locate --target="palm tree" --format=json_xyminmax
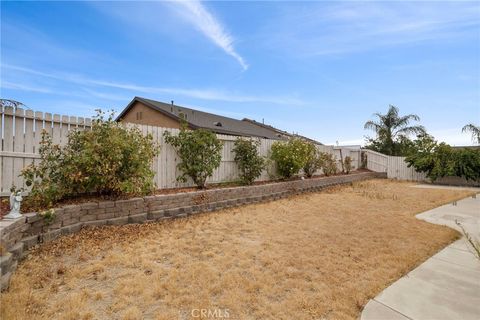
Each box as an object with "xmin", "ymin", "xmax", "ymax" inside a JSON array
[
  {"xmin": 462, "ymin": 123, "xmax": 480, "ymax": 144},
  {"xmin": 364, "ymin": 104, "xmax": 425, "ymax": 155}
]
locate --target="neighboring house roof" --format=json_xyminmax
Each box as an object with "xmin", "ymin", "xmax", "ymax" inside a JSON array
[
  {"xmin": 116, "ymin": 97, "xmax": 286, "ymax": 139},
  {"xmin": 242, "ymin": 118, "xmax": 323, "ymax": 145}
]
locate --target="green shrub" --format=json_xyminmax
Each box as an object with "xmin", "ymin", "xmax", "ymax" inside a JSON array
[
  {"xmin": 302, "ymin": 142, "xmax": 320, "ymax": 178},
  {"xmin": 405, "ymin": 135, "xmax": 480, "ymax": 182},
  {"xmin": 319, "ymin": 152, "xmax": 338, "ymax": 176},
  {"xmin": 270, "ymin": 138, "xmax": 311, "ymax": 179},
  {"xmin": 21, "ymin": 131, "xmax": 66, "ymax": 207},
  {"xmin": 343, "ymin": 156, "xmax": 353, "ymax": 174},
  {"xmin": 164, "ymin": 126, "xmax": 222, "ymax": 188},
  {"xmin": 232, "ymin": 138, "xmax": 265, "ymax": 185},
  {"xmin": 22, "ymin": 110, "xmax": 159, "ymax": 207}
]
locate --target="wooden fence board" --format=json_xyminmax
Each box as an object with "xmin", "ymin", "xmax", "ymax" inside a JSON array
[{"xmin": 3, "ymin": 108, "xmax": 388, "ymax": 195}]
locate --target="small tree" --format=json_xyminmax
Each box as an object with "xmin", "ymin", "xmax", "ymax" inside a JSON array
[
  {"xmin": 303, "ymin": 142, "xmax": 320, "ymax": 178},
  {"xmin": 232, "ymin": 138, "xmax": 265, "ymax": 185},
  {"xmin": 343, "ymin": 156, "xmax": 353, "ymax": 174},
  {"xmin": 270, "ymin": 138, "xmax": 310, "ymax": 179},
  {"xmin": 319, "ymin": 152, "xmax": 337, "ymax": 176},
  {"xmin": 164, "ymin": 126, "xmax": 222, "ymax": 188}
]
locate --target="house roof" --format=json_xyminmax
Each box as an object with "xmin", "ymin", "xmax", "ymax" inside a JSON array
[
  {"xmin": 242, "ymin": 118, "xmax": 323, "ymax": 145},
  {"xmin": 116, "ymin": 97, "xmax": 286, "ymax": 139}
]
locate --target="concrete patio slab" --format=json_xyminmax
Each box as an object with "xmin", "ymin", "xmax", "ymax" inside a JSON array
[
  {"xmin": 361, "ymin": 190, "xmax": 480, "ymax": 320},
  {"xmin": 373, "ymin": 274, "xmax": 479, "ymax": 320},
  {"xmin": 411, "ymin": 184, "xmax": 480, "ymax": 192},
  {"xmin": 361, "ymin": 300, "xmax": 410, "ymax": 320},
  {"xmin": 432, "ymin": 246, "xmax": 480, "ymax": 270}
]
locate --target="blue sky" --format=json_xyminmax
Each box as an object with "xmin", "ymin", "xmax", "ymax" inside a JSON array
[{"xmin": 1, "ymin": 1, "xmax": 479, "ymax": 145}]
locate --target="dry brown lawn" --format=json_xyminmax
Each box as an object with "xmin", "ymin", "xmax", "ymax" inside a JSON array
[{"xmin": 0, "ymin": 180, "xmax": 474, "ymax": 320}]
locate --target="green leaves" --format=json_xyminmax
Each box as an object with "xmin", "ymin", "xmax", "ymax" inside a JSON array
[
  {"xmin": 270, "ymin": 138, "xmax": 312, "ymax": 179},
  {"xmin": 318, "ymin": 152, "xmax": 337, "ymax": 176},
  {"xmin": 164, "ymin": 126, "xmax": 222, "ymax": 188},
  {"xmin": 405, "ymin": 135, "xmax": 480, "ymax": 182},
  {"xmin": 364, "ymin": 104, "xmax": 425, "ymax": 156},
  {"xmin": 21, "ymin": 110, "xmax": 160, "ymax": 208},
  {"xmin": 232, "ymin": 138, "xmax": 265, "ymax": 185}
]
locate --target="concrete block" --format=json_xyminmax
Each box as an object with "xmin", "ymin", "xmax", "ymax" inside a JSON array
[
  {"xmin": 87, "ymin": 208, "xmax": 106, "ymax": 215},
  {"xmin": 79, "ymin": 214, "xmax": 97, "ymax": 222},
  {"xmin": 104, "ymin": 206, "xmax": 118, "ymax": 214},
  {"xmin": 164, "ymin": 208, "xmax": 180, "ymax": 217},
  {"xmin": 83, "ymin": 220, "xmax": 107, "ymax": 227},
  {"xmin": 129, "ymin": 207, "xmax": 145, "ymax": 215},
  {"xmin": 0, "ymin": 253, "xmax": 13, "ymax": 275},
  {"xmin": 62, "ymin": 217, "xmax": 80, "ymax": 227},
  {"xmin": 107, "ymin": 217, "xmax": 129, "ymax": 226},
  {"xmin": 114, "ymin": 208, "xmax": 130, "ymax": 218},
  {"xmin": 1, "ymin": 271, "xmax": 12, "ymax": 291},
  {"xmin": 80, "ymin": 202, "xmax": 98, "ymax": 210},
  {"xmin": 97, "ymin": 211, "xmax": 115, "ymax": 220},
  {"xmin": 98, "ymin": 201, "xmax": 115, "ymax": 208},
  {"xmin": 42, "ymin": 229, "xmax": 62, "ymax": 243},
  {"xmin": 9, "ymin": 242, "xmax": 24, "ymax": 260},
  {"xmin": 128, "ymin": 213, "xmax": 147, "ymax": 224},
  {"xmin": 59, "ymin": 212, "xmax": 72, "ymax": 221},
  {"xmin": 182, "ymin": 206, "xmax": 193, "ymax": 215},
  {"xmin": 115, "ymin": 199, "xmax": 137, "ymax": 208},
  {"xmin": 147, "ymin": 210, "xmax": 164, "ymax": 220},
  {"xmin": 46, "ymin": 221, "xmax": 62, "ymax": 230},
  {"xmin": 64, "ymin": 206, "xmax": 82, "ymax": 218},
  {"xmin": 71, "ymin": 223, "xmax": 83, "ymax": 233},
  {"xmin": 24, "ymin": 213, "xmax": 42, "ymax": 224},
  {"xmin": 25, "ymin": 226, "xmax": 43, "ymax": 237},
  {"xmin": 22, "ymin": 235, "xmax": 39, "ymax": 249}
]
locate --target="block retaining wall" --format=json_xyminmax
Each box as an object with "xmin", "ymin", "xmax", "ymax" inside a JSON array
[{"xmin": 0, "ymin": 171, "xmax": 386, "ymax": 290}]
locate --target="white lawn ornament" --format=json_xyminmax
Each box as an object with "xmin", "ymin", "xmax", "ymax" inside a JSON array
[{"xmin": 4, "ymin": 191, "xmax": 23, "ymax": 219}]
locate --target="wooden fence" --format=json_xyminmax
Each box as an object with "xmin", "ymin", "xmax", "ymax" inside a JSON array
[
  {"xmin": 1, "ymin": 106, "xmax": 92, "ymax": 196},
  {"xmin": 365, "ymin": 150, "xmax": 479, "ymax": 186},
  {"xmin": 365, "ymin": 149, "xmax": 426, "ymax": 180},
  {"xmin": 2, "ymin": 107, "xmax": 364, "ymax": 196}
]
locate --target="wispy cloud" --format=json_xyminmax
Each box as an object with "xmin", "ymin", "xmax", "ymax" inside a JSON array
[
  {"xmin": 1, "ymin": 81, "xmax": 52, "ymax": 94},
  {"xmin": 263, "ymin": 2, "xmax": 480, "ymax": 57},
  {"xmin": 2, "ymin": 64, "xmax": 302, "ymax": 105},
  {"xmin": 169, "ymin": 0, "xmax": 248, "ymax": 70}
]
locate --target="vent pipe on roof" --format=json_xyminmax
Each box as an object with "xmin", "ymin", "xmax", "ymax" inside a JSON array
[{"xmin": 171, "ymin": 100, "xmax": 174, "ymax": 105}]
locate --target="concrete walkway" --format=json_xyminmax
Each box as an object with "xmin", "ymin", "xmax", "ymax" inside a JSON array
[{"xmin": 361, "ymin": 188, "xmax": 480, "ymax": 320}]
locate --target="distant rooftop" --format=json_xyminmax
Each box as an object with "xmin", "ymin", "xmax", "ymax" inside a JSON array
[{"xmin": 117, "ymin": 97, "xmax": 289, "ymax": 140}]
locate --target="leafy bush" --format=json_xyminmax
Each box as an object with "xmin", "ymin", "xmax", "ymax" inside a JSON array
[
  {"xmin": 38, "ymin": 209, "xmax": 56, "ymax": 225},
  {"xmin": 343, "ymin": 156, "xmax": 353, "ymax": 174},
  {"xmin": 232, "ymin": 138, "xmax": 265, "ymax": 185},
  {"xmin": 405, "ymin": 135, "xmax": 480, "ymax": 182},
  {"xmin": 21, "ymin": 131, "xmax": 66, "ymax": 207},
  {"xmin": 319, "ymin": 152, "xmax": 338, "ymax": 176},
  {"xmin": 302, "ymin": 142, "xmax": 320, "ymax": 178},
  {"xmin": 164, "ymin": 126, "xmax": 222, "ymax": 188},
  {"xmin": 22, "ymin": 110, "xmax": 159, "ymax": 207},
  {"xmin": 270, "ymin": 138, "xmax": 311, "ymax": 179}
]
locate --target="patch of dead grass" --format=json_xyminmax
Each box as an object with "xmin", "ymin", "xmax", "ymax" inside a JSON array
[{"xmin": 0, "ymin": 180, "xmax": 474, "ymax": 319}]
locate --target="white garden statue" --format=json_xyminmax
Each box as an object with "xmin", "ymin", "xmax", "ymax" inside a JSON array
[{"xmin": 4, "ymin": 191, "xmax": 23, "ymax": 219}]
